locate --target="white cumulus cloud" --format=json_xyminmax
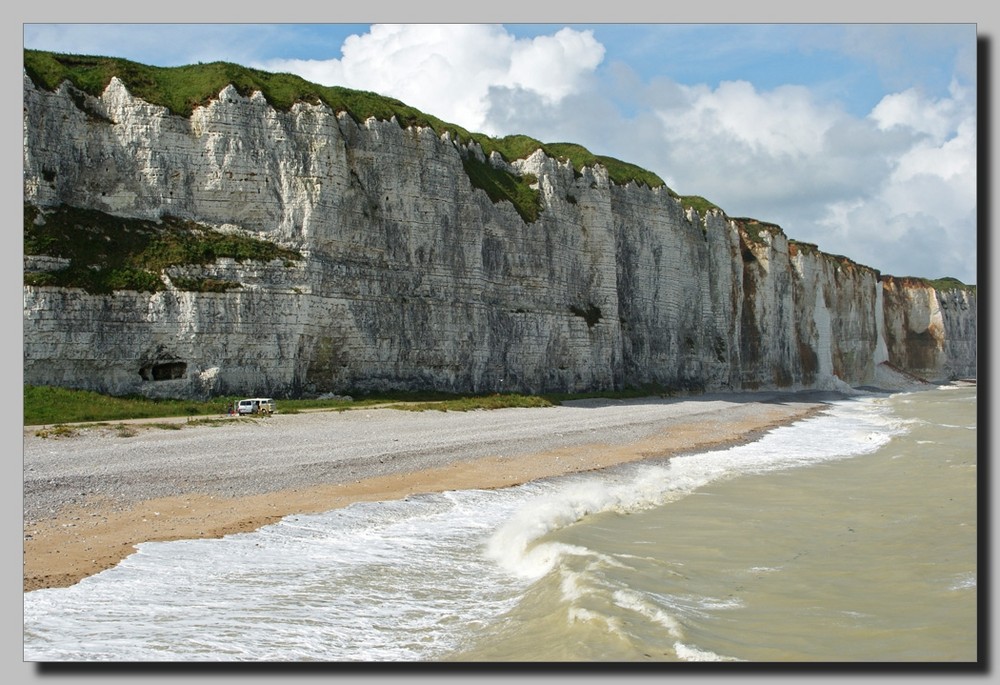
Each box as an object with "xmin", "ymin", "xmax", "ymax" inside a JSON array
[
  {"xmin": 807, "ymin": 79, "xmax": 977, "ymax": 279},
  {"xmin": 260, "ymin": 24, "xmax": 604, "ymax": 136}
]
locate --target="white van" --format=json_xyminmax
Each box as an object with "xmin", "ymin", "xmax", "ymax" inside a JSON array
[{"xmin": 236, "ymin": 397, "xmax": 275, "ymax": 415}]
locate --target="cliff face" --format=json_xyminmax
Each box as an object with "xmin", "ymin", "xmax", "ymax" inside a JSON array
[
  {"xmin": 879, "ymin": 276, "xmax": 978, "ymax": 382},
  {"xmin": 22, "ymin": 75, "xmax": 978, "ymax": 399}
]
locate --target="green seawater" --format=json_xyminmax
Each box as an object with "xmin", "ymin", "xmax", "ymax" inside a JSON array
[{"xmin": 449, "ymin": 386, "xmax": 978, "ymax": 662}]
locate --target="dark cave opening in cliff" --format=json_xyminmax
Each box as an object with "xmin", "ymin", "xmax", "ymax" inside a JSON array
[{"xmin": 139, "ymin": 361, "xmax": 188, "ymax": 381}]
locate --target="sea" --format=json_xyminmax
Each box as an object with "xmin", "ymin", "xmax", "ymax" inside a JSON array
[{"xmin": 23, "ymin": 384, "xmax": 978, "ymax": 663}]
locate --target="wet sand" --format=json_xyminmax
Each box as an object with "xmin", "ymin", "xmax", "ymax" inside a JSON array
[{"xmin": 23, "ymin": 394, "xmax": 829, "ymax": 592}]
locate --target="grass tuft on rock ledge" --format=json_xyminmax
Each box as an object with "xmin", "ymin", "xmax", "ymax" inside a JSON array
[{"xmin": 24, "ymin": 204, "xmax": 301, "ymax": 294}]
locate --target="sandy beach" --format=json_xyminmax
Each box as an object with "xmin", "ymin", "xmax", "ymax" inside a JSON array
[{"xmin": 23, "ymin": 391, "xmax": 832, "ymax": 592}]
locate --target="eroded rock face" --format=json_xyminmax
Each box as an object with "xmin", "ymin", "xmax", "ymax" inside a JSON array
[
  {"xmin": 880, "ymin": 276, "xmax": 978, "ymax": 382},
  {"xmin": 22, "ymin": 76, "xmax": 977, "ymax": 398}
]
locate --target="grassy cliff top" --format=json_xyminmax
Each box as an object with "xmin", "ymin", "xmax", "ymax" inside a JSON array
[
  {"xmin": 24, "ymin": 49, "xmax": 669, "ymax": 191},
  {"xmin": 880, "ymin": 274, "xmax": 977, "ymax": 293}
]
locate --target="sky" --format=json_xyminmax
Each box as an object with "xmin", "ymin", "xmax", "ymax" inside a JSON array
[{"xmin": 21, "ymin": 22, "xmax": 980, "ymax": 284}]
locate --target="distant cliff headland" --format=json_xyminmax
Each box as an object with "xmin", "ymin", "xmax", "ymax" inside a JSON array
[{"xmin": 22, "ymin": 50, "xmax": 977, "ymax": 399}]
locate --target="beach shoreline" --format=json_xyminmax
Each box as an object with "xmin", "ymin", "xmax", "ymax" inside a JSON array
[{"xmin": 23, "ymin": 392, "xmax": 834, "ymax": 592}]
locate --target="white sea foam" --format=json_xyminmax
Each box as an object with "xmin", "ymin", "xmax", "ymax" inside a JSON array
[
  {"xmin": 567, "ymin": 607, "xmax": 626, "ymax": 639},
  {"xmin": 948, "ymin": 573, "xmax": 977, "ymax": 591},
  {"xmin": 613, "ymin": 589, "xmax": 685, "ymax": 639},
  {"xmin": 559, "ymin": 568, "xmax": 587, "ymax": 601},
  {"xmin": 674, "ymin": 641, "xmax": 743, "ymax": 661},
  {"xmin": 24, "ymin": 487, "xmax": 536, "ymax": 661},
  {"xmin": 485, "ymin": 396, "xmax": 902, "ymax": 582}
]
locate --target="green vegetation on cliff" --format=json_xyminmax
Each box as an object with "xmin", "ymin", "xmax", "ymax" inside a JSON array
[
  {"xmin": 24, "ymin": 204, "xmax": 302, "ymax": 293},
  {"xmin": 461, "ymin": 157, "xmax": 542, "ymax": 223},
  {"xmin": 926, "ymin": 276, "xmax": 977, "ymax": 293},
  {"xmin": 734, "ymin": 217, "xmax": 784, "ymax": 246},
  {"xmin": 24, "ymin": 48, "xmax": 694, "ymax": 225},
  {"xmin": 881, "ymin": 274, "xmax": 977, "ymax": 293},
  {"xmin": 678, "ymin": 195, "xmax": 721, "ymax": 215}
]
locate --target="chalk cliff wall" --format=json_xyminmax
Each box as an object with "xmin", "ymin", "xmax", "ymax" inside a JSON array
[{"xmin": 22, "ymin": 74, "xmax": 977, "ymax": 399}]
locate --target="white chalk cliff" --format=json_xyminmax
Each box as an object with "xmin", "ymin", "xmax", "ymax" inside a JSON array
[{"xmin": 22, "ymin": 74, "xmax": 977, "ymax": 399}]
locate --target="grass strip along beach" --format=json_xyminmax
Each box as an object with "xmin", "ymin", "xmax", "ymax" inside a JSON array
[{"xmin": 23, "ymin": 388, "xmax": 831, "ymax": 592}]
